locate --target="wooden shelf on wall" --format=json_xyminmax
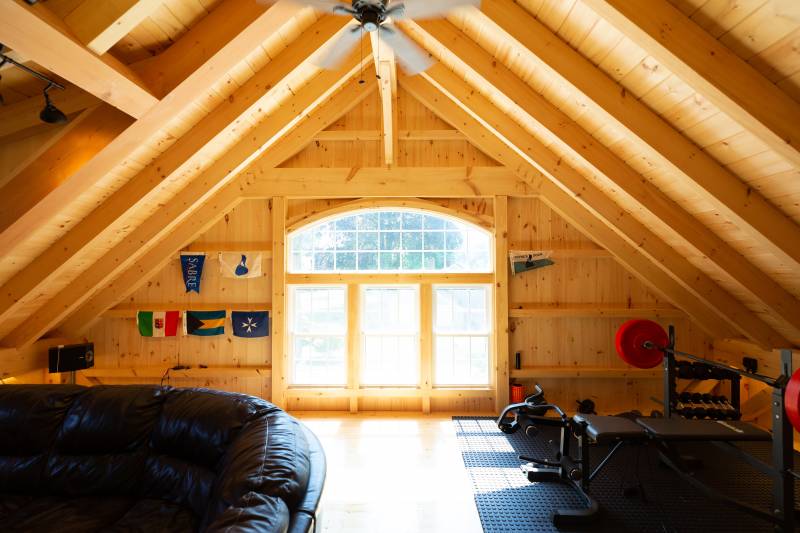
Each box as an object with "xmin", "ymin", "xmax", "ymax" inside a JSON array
[
  {"xmin": 508, "ymin": 303, "xmax": 684, "ymax": 318},
  {"xmin": 82, "ymin": 366, "xmax": 272, "ymax": 379},
  {"xmin": 102, "ymin": 303, "xmax": 272, "ymax": 318},
  {"xmin": 511, "ymin": 366, "xmax": 660, "ymax": 379}
]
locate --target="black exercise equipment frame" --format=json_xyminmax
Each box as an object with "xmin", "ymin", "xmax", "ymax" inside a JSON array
[{"xmin": 497, "ymin": 325, "xmax": 797, "ymax": 531}]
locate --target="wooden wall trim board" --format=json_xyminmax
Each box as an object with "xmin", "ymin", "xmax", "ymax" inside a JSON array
[
  {"xmin": 244, "ymin": 167, "xmax": 535, "ymax": 198},
  {"xmin": 508, "ymin": 303, "xmax": 684, "ymax": 318},
  {"xmin": 23, "ymin": 70, "xmax": 378, "ymax": 346},
  {"xmin": 420, "ymin": 283, "xmax": 433, "ymax": 414},
  {"xmin": 0, "ymin": 0, "xmax": 306, "ymax": 263},
  {"xmin": 271, "ymin": 197, "xmax": 288, "ymax": 408},
  {"xmin": 83, "ymin": 366, "xmax": 272, "ymax": 379},
  {"xmin": 0, "ymin": 17, "xmax": 348, "ymax": 328},
  {"xmin": 511, "ymin": 367, "xmax": 660, "ymax": 379},
  {"xmin": 583, "ymin": 0, "xmax": 800, "ymax": 169},
  {"xmin": 0, "ymin": 0, "xmax": 158, "ymax": 118},
  {"xmin": 493, "ymin": 196, "xmax": 510, "ymax": 412},
  {"xmin": 312, "ymin": 129, "xmax": 467, "ymax": 141},
  {"xmin": 406, "ymin": 18, "xmax": 800, "ymax": 338},
  {"xmin": 286, "ymin": 273, "xmax": 494, "ymax": 284},
  {"xmin": 347, "ymin": 283, "xmax": 360, "ymax": 413},
  {"xmin": 480, "ymin": 0, "xmax": 800, "ymax": 269},
  {"xmin": 419, "ymin": 60, "xmax": 788, "ymax": 349},
  {"xmin": 284, "ymin": 195, "xmax": 495, "ymax": 232},
  {"xmin": 102, "ymin": 303, "xmax": 272, "ymax": 318}
]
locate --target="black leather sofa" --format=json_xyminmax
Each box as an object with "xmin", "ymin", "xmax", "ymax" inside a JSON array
[{"xmin": 0, "ymin": 385, "xmax": 326, "ymax": 532}]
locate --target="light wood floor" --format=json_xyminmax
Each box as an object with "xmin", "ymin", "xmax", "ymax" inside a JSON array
[{"xmin": 294, "ymin": 413, "xmax": 485, "ymax": 533}]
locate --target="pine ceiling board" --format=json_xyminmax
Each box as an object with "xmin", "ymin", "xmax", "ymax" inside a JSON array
[
  {"xmin": 536, "ymin": 0, "xmax": 578, "ymax": 32},
  {"xmin": 556, "ymin": 0, "xmax": 601, "ymax": 49},
  {"xmin": 683, "ymin": 0, "xmax": 769, "ymax": 38},
  {"xmin": 576, "ymin": 17, "xmax": 626, "ymax": 65},
  {"xmin": 748, "ymin": 27, "xmax": 800, "ymax": 85},
  {"xmin": 704, "ymin": 130, "xmax": 771, "ymax": 165},
  {"xmin": 682, "ymin": 111, "xmax": 746, "ymax": 147},
  {"xmin": 719, "ymin": 0, "xmax": 800, "ymax": 59},
  {"xmin": 617, "ymin": 56, "xmax": 673, "ymax": 99},
  {"xmin": 596, "ymin": 34, "xmax": 648, "ymax": 82},
  {"xmin": 778, "ymin": 70, "xmax": 800, "ymax": 102},
  {"xmin": 667, "ymin": 0, "xmax": 707, "ymax": 16},
  {"xmin": 638, "ymin": 73, "xmax": 698, "ymax": 115},
  {"xmin": 660, "ymin": 94, "xmax": 719, "ymax": 134}
]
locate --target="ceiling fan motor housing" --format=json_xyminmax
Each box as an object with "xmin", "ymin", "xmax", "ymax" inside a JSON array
[{"xmin": 352, "ymin": 0, "xmax": 388, "ymax": 32}]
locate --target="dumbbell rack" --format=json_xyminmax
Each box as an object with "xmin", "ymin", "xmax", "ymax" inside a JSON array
[{"xmin": 662, "ymin": 326, "xmax": 741, "ymax": 421}]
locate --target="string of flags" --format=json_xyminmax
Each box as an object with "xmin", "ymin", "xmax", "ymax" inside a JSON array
[
  {"xmin": 180, "ymin": 251, "xmax": 264, "ymax": 293},
  {"xmin": 137, "ymin": 310, "xmax": 269, "ymax": 338}
]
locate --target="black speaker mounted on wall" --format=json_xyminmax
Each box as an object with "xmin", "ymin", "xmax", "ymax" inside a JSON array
[{"xmin": 48, "ymin": 343, "xmax": 94, "ymax": 373}]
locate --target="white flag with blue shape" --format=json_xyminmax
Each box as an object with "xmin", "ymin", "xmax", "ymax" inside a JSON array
[{"xmin": 219, "ymin": 252, "xmax": 262, "ymax": 279}]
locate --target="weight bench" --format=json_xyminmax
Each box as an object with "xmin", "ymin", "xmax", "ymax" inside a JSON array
[{"xmin": 511, "ymin": 408, "xmax": 775, "ymax": 529}]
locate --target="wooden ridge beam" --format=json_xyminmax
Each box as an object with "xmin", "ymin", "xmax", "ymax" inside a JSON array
[
  {"xmin": 0, "ymin": 17, "xmax": 348, "ymax": 330},
  {"xmin": 584, "ymin": 0, "xmax": 800, "ymax": 169},
  {"xmin": 420, "ymin": 60, "xmax": 788, "ymax": 348},
  {"xmin": 0, "ymin": 1, "xmax": 305, "ymax": 262},
  {"xmin": 370, "ymin": 33, "xmax": 398, "ymax": 165},
  {"xmin": 63, "ymin": 0, "xmax": 163, "ymax": 55},
  {"xmin": 0, "ymin": 0, "xmax": 158, "ymax": 117},
  {"xmin": 406, "ymin": 19, "xmax": 800, "ymax": 338},
  {"xmin": 243, "ymin": 166, "xmax": 536, "ymax": 197},
  {"xmin": 47, "ymin": 70, "xmax": 377, "ymax": 341},
  {"xmin": 480, "ymin": 0, "xmax": 800, "ymax": 269}
]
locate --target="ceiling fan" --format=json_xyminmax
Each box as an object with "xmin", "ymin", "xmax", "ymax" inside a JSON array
[{"xmin": 263, "ymin": 0, "xmax": 480, "ymax": 74}]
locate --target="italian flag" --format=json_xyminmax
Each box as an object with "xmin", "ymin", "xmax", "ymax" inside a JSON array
[{"xmin": 137, "ymin": 311, "xmax": 179, "ymax": 337}]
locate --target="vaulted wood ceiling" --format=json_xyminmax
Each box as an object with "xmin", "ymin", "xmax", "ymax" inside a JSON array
[{"xmin": 0, "ymin": 0, "xmax": 799, "ymax": 351}]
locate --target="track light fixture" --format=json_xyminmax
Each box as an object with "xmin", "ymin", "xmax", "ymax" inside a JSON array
[
  {"xmin": 40, "ymin": 83, "xmax": 67, "ymax": 124},
  {"xmin": 0, "ymin": 45, "xmax": 67, "ymax": 125}
]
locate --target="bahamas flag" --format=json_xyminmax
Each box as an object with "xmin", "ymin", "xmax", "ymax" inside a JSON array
[{"xmin": 183, "ymin": 310, "xmax": 225, "ymax": 336}]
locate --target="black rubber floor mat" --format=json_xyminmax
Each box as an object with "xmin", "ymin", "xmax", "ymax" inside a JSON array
[{"xmin": 453, "ymin": 416, "xmax": 800, "ymax": 533}]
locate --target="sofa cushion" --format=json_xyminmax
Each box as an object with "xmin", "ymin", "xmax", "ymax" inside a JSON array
[
  {"xmin": 150, "ymin": 389, "xmax": 259, "ymax": 469},
  {"xmin": 203, "ymin": 492, "xmax": 290, "ymax": 533},
  {"xmin": 142, "ymin": 454, "xmax": 215, "ymax": 518},
  {"xmin": 55, "ymin": 385, "xmax": 167, "ymax": 455},
  {"xmin": 0, "ymin": 385, "xmax": 84, "ymax": 493}
]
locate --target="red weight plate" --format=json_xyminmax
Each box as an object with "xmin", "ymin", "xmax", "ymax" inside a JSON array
[
  {"xmin": 615, "ymin": 319, "xmax": 668, "ymax": 369},
  {"xmin": 785, "ymin": 368, "xmax": 800, "ymax": 433}
]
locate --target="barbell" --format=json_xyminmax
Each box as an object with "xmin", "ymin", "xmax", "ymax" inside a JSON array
[{"xmin": 614, "ymin": 319, "xmax": 800, "ymax": 432}]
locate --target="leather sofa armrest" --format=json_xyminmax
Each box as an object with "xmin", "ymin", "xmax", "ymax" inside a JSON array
[{"xmin": 288, "ymin": 423, "xmax": 326, "ymax": 533}]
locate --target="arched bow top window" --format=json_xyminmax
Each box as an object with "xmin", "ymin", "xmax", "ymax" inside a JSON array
[{"xmin": 288, "ymin": 209, "xmax": 492, "ymax": 273}]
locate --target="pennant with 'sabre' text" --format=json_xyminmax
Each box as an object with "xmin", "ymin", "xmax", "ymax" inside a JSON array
[{"xmin": 180, "ymin": 252, "xmax": 206, "ymax": 293}]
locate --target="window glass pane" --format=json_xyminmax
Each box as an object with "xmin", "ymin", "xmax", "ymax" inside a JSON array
[
  {"xmin": 290, "ymin": 286, "xmax": 347, "ymax": 386},
  {"xmin": 433, "ymin": 286, "xmax": 490, "ymax": 386},
  {"xmin": 289, "ymin": 209, "xmax": 491, "ymax": 273},
  {"xmin": 360, "ymin": 286, "xmax": 419, "ymax": 386}
]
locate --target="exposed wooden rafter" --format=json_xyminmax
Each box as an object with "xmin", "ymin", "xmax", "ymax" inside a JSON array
[
  {"xmin": 62, "ymin": 0, "xmax": 164, "ymax": 55},
  {"xmin": 0, "ymin": 17, "xmax": 349, "ymax": 332},
  {"xmin": 403, "ymin": 19, "xmax": 800, "ymax": 339},
  {"xmin": 479, "ymin": 0, "xmax": 800, "ymax": 269},
  {"xmin": 0, "ymin": 1, "xmax": 306, "ymax": 260},
  {"xmin": 583, "ymin": 0, "xmax": 800, "ymax": 169},
  {"xmin": 30, "ymin": 66, "xmax": 377, "ymax": 343},
  {"xmin": 0, "ymin": 0, "xmax": 158, "ymax": 117}
]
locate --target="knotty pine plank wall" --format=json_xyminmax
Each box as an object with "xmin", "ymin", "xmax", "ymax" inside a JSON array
[
  {"xmin": 83, "ymin": 199, "xmax": 273, "ymax": 398},
  {"xmin": 508, "ymin": 197, "xmax": 713, "ymax": 414}
]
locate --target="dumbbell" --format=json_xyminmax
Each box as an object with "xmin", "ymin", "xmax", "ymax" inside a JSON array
[
  {"xmin": 676, "ymin": 360, "xmax": 694, "ymax": 379},
  {"xmin": 692, "ymin": 362, "xmax": 713, "ymax": 380}
]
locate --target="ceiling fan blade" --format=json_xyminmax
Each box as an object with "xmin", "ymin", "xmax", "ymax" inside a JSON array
[
  {"xmin": 378, "ymin": 26, "xmax": 434, "ymax": 75},
  {"xmin": 386, "ymin": 0, "xmax": 480, "ymax": 19},
  {"xmin": 258, "ymin": 0, "xmax": 353, "ymax": 14},
  {"xmin": 315, "ymin": 26, "xmax": 364, "ymax": 70}
]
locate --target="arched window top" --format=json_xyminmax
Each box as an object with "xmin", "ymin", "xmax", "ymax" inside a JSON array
[{"xmin": 288, "ymin": 208, "xmax": 492, "ymax": 273}]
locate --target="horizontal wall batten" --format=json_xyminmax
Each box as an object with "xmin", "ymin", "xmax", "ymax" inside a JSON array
[
  {"xmin": 103, "ymin": 303, "xmax": 272, "ymax": 318},
  {"xmin": 181, "ymin": 243, "xmax": 273, "ymax": 254},
  {"xmin": 286, "ymin": 273, "xmax": 494, "ymax": 284},
  {"xmin": 82, "ymin": 366, "xmax": 272, "ymax": 379},
  {"xmin": 511, "ymin": 367, "xmax": 660, "ymax": 379},
  {"xmin": 243, "ymin": 167, "xmax": 537, "ymax": 198},
  {"xmin": 508, "ymin": 304, "xmax": 685, "ymax": 318}
]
